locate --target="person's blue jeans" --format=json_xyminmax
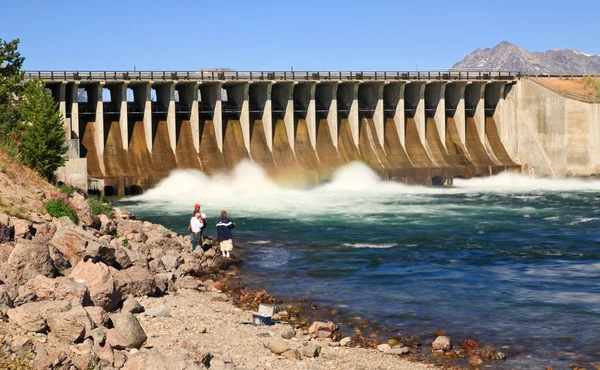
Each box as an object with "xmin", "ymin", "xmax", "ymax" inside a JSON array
[{"xmin": 191, "ymin": 232, "xmax": 202, "ymax": 251}]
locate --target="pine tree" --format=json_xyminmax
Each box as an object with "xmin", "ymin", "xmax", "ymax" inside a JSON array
[
  {"xmin": 17, "ymin": 79, "xmax": 67, "ymax": 180},
  {"xmin": 0, "ymin": 38, "xmax": 25, "ymax": 140}
]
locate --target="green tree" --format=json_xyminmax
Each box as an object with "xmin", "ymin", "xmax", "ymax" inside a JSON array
[
  {"xmin": 17, "ymin": 80, "xmax": 67, "ymax": 180},
  {"xmin": 0, "ymin": 38, "xmax": 25, "ymax": 142}
]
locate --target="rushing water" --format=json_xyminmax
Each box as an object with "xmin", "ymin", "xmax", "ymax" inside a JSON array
[{"xmin": 119, "ymin": 161, "xmax": 600, "ymax": 369}]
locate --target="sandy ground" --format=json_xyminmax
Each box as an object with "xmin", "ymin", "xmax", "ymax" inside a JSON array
[{"xmin": 136, "ymin": 289, "xmax": 436, "ymax": 370}]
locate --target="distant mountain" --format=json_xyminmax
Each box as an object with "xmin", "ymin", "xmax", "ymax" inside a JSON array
[{"xmin": 451, "ymin": 41, "xmax": 600, "ymax": 74}]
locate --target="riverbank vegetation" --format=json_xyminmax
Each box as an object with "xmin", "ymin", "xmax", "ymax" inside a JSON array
[{"xmin": 0, "ymin": 38, "xmax": 67, "ymax": 181}]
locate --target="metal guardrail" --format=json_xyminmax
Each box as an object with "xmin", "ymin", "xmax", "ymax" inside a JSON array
[{"xmin": 24, "ymin": 70, "xmax": 523, "ymax": 82}]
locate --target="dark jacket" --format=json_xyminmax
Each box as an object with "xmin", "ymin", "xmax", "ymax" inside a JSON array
[{"xmin": 216, "ymin": 216, "xmax": 235, "ymax": 241}]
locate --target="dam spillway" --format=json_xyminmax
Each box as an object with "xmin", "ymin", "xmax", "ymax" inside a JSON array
[{"xmin": 34, "ymin": 71, "xmax": 525, "ymax": 194}]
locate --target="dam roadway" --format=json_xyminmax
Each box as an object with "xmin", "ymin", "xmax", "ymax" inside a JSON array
[{"xmin": 30, "ymin": 71, "xmax": 523, "ymax": 195}]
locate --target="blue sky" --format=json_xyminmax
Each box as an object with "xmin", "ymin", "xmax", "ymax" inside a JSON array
[{"xmin": 2, "ymin": 0, "xmax": 598, "ymax": 71}]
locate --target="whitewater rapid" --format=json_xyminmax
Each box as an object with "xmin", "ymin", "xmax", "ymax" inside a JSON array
[{"xmin": 130, "ymin": 160, "xmax": 600, "ymax": 220}]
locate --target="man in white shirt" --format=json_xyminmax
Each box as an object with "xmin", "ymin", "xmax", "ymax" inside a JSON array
[{"xmin": 189, "ymin": 213, "xmax": 204, "ymax": 251}]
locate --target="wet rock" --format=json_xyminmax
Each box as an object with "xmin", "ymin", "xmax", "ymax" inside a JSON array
[
  {"xmin": 19, "ymin": 275, "xmax": 89, "ymax": 304},
  {"xmin": 145, "ymin": 304, "xmax": 170, "ymax": 317},
  {"xmin": 106, "ymin": 312, "xmax": 147, "ymax": 349},
  {"xmin": 122, "ymin": 295, "xmax": 143, "ymax": 314},
  {"xmin": 387, "ymin": 347, "xmax": 410, "ymax": 355},
  {"xmin": 481, "ymin": 345, "xmax": 506, "ymax": 360},
  {"xmin": 301, "ymin": 343, "xmax": 321, "ymax": 358},
  {"xmin": 308, "ymin": 321, "xmax": 339, "ymax": 340},
  {"xmin": 432, "ymin": 335, "xmax": 452, "ymax": 351},
  {"xmin": 268, "ymin": 338, "xmax": 290, "ymax": 355},
  {"xmin": 462, "ymin": 339, "xmax": 480, "ymax": 352},
  {"xmin": 114, "ymin": 265, "xmax": 156, "ymax": 298},
  {"xmin": 281, "ymin": 327, "xmax": 296, "ymax": 340},
  {"xmin": 6, "ymin": 239, "xmax": 56, "ymax": 287},
  {"xmin": 469, "ymin": 355, "xmax": 484, "ymax": 366},
  {"xmin": 70, "ymin": 260, "xmax": 121, "ymax": 311}
]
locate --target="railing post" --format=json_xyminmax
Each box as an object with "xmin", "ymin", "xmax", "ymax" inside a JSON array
[
  {"xmin": 236, "ymin": 71, "xmax": 239, "ymax": 80},
  {"xmin": 212, "ymin": 71, "xmax": 215, "ymax": 80},
  {"xmin": 250, "ymin": 71, "xmax": 253, "ymax": 80}
]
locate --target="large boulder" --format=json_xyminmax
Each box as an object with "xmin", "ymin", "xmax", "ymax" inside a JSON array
[
  {"xmin": 432, "ymin": 336, "xmax": 452, "ymax": 351},
  {"xmin": 69, "ymin": 260, "xmax": 121, "ymax": 311},
  {"xmin": 77, "ymin": 204, "xmax": 101, "ymax": 229},
  {"xmin": 47, "ymin": 314, "xmax": 86, "ymax": 343},
  {"xmin": 12, "ymin": 218, "xmax": 33, "ymax": 239},
  {"xmin": 121, "ymin": 347, "xmax": 210, "ymax": 370},
  {"xmin": 32, "ymin": 222, "xmax": 57, "ymax": 242},
  {"xmin": 7, "ymin": 300, "xmax": 74, "ymax": 333},
  {"xmin": 99, "ymin": 214, "xmax": 117, "ymax": 235},
  {"xmin": 114, "ymin": 265, "xmax": 156, "ymax": 298},
  {"xmin": 0, "ymin": 214, "xmax": 14, "ymax": 243},
  {"xmin": 84, "ymin": 306, "xmax": 109, "ymax": 327},
  {"xmin": 50, "ymin": 227, "xmax": 91, "ymax": 265},
  {"xmin": 5, "ymin": 239, "xmax": 55, "ymax": 287},
  {"xmin": 18, "ymin": 275, "xmax": 89, "ymax": 304},
  {"xmin": 116, "ymin": 220, "xmax": 144, "ymax": 239},
  {"xmin": 113, "ymin": 208, "xmax": 135, "ymax": 221},
  {"xmin": 106, "ymin": 312, "xmax": 147, "ymax": 349}
]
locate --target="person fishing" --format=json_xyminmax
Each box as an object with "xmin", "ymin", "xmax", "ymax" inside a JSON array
[{"xmin": 216, "ymin": 210, "xmax": 235, "ymax": 259}]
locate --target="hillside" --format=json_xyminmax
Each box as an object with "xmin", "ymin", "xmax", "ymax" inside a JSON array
[{"xmin": 452, "ymin": 41, "xmax": 600, "ymax": 74}]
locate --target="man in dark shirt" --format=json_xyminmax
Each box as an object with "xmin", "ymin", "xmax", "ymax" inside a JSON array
[{"xmin": 216, "ymin": 210, "xmax": 235, "ymax": 259}]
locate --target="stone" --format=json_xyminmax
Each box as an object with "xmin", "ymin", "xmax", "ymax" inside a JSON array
[
  {"xmin": 122, "ymin": 295, "xmax": 143, "ymax": 314},
  {"xmin": 114, "ymin": 208, "xmax": 135, "ymax": 221},
  {"xmin": 173, "ymin": 276, "xmax": 202, "ymax": 291},
  {"xmin": 84, "ymin": 306, "xmax": 110, "ymax": 327},
  {"xmin": 92, "ymin": 326, "xmax": 108, "ymax": 346},
  {"xmin": 340, "ymin": 337, "xmax": 352, "ymax": 346},
  {"xmin": 281, "ymin": 328, "xmax": 296, "ymax": 340},
  {"xmin": 161, "ymin": 251, "xmax": 183, "ymax": 272},
  {"xmin": 47, "ymin": 314, "xmax": 86, "ymax": 343},
  {"xmin": 48, "ymin": 244, "xmax": 71, "ymax": 272},
  {"xmin": 145, "ymin": 305, "xmax": 170, "ymax": 317},
  {"xmin": 65, "ymin": 304, "xmax": 95, "ymax": 338},
  {"xmin": 481, "ymin": 345, "xmax": 506, "ymax": 360},
  {"xmin": 33, "ymin": 222, "xmax": 57, "ymax": 241},
  {"xmin": 0, "ymin": 287, "xmax": 13, "ymax": 308},
  {"xmin": 432, "ymin": 335, "xmax": 452, "ymax": 351},
  {"xmin": 0, "ymin": 219, "xmax": 14, "ymax": 243},
  {"xmin": 282, "ymin": 349, "xmax": 301, "ymax": 360},
  {"xmin": 8, "ymin": 336, "xmax": 34, "ymax": 356},
  {"xmin": 0, "ymin": 243, "xmax": 14, "ymax": 263},
  {"xmin": 99, "ymin": 214, "xmax": 117, "ymax": 235},
  {"xmin": 114, "ymin": 265, "xmax": 156, "ymax": 298},
  {"xmin": 117, "ymin": 220, "xmax": 144, "ymax": 239},
  {"xmin": 301, "ymin": 343, "xmax": 321, "ymax": 358},
  {"xmin": 19, "ymin": 275, "xmax": 90, "ymax": 304},
  {"xmin": 149, "ymin": 258, "xmax": 166, "ymax": 274},
  {"xmin": 70, "ymin": 260, "xmax": 121, "ymax": 311},
  {"xmin": 308, "ymin": 321, "xmax": 339, "ymax": 340},
  {"xmin": 50, "ymin": 227, "xmax": 94, "ymax": 265},
  {"xmin": 106, "ymin": 313, "xmax": 147, "ymax": 349},
  {"xmin": 268, "ymin": 338, "xmax": 290, "ymax": 355},
  {"xmin": 6, "ymin": 239, "xmax": 56, "ymax": 287},
  {"xmin": 154, "ymin": 273, "xmax": 175, "ymax": 294},
  {"xmin": 54, "ymin": 215, "xmax": 76, "ymax": 229},
  {"xmin": 7, "ymin": 306, "xmax": 46, "ymax": 332},
  {"xmin": 121, "ymin": 347, "xmax": 210, "ymax": 370},
  {"xmin": 463, "ymin": 339, "xmax": 480, "ymax": 351},
  {"xmin": 12, "ymin": 218, "xmax": 33, "ymax": 239},
  {"xmin": 113, "ymin": 349, "xmax": 128, "ymax": 368},
  {"xmin": 387, "ymin": 347, "xmax": 410, "ymax": 355},
  {"xmin": 377, "ymin": 343, "xmax": 391, "ymax": 352},
  {"xmin": 77, "ymin": 204, "xmax": 101, "ymax": 229},
  {"xmin": 204, "ymin": 249, "xmax": 216, "ymax": 258},
  {"xmin": 469, "ymin": 355, "xmax": 484, "ymax": 366}
]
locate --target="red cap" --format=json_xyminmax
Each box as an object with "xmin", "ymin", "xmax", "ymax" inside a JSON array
[{"xmin": 194, "ymin": 204, "xmax": 200, "ymax": 208}]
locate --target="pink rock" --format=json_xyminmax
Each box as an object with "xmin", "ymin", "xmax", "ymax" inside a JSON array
[
  {"xmin": 19, "ymin": 275, "xmax": 89, "ymax": 304},
  {"xmin": 70, "ymin": 260, "xmax": 120, "ymax": 311},
  {"xmin": 114, "ymin": 265, "xmax": 156, "ymax": 297},
  {"xmin": 308, "ymin": 321, "xmax": 339, "ymax": 339}
]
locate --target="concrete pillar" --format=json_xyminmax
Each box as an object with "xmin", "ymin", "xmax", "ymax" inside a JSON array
[
  {"xmin": 271, "ymin": 82, "xmax": 295, "ymax": 150},
  {"xmin": 315, "ymin": 82, "xmax": 338, "ymax": 148},
  {"xmin": 224, "ymin": 83, "xmax": 251, "ymax": 154},
  {"xmin": 110, "ymin": 83, "xmax": 128, "ymax": 150},
  {"xmin": 155, "ymin": 83, "xmax": 176, "ymax": 152},
  {"xmin": 445, "ymin": 82, "xmax": 467, "ymax": 146},
  {"xmin": 131, "ymin": 84, "xmax": 152, "ymax": 151},
  {"xmin": 178, "ymin": 82, "xmax": 200, "ymax": 152},
  {"xmin": 358, "ymin": 82, "xmax": 385, "ymax": 147},
  {"xmin": 425, "ymin": 82, "xmax": 447, "ymax": 149},
  {"xmin": 249, "ymin": 82, "xmax": 273, "ymax": 151},
  {"xmin": 374, "ymin": 83, "xmax": 384, "ymax": 148},
  {"xmin": 70, "ymin": 82, "xmax": 80, "ymax": 142},
  {"xmin": 294, "ymin": 82, "xmax": 318, "ymax": 149},
  {"xmin": 466, "ymin": 82, "xmax": 488, "ymax": 144},
  {"xmin": 337, "ymin": 82, "xmax": 360, "ymax": 146},
  {"xmin": 486, "ymin": 82, "xmax": 506, "ymax": 142},
  {"xmin": 405, "ymin": 82, "xmax": 426, "ymax": 146},
  {"xmin": 91, "ymin": 83, "xmax": 104, "ymax": 160},
  {"xmin": 384, "ymin": 82, "xmax": 407, "ymax": 148},
  {"xmin": 201, "ymin": 83, "xmax": 223, "ymax": 152}
]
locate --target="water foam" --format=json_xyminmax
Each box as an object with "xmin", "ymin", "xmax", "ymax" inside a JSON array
[{"xmin": 130, "ymin": 161, "xmax": 600, "ymax": 220}]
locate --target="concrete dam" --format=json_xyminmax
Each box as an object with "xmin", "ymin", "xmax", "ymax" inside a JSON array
[{"xmin": 30, "ymin": 71, "xmax": 600, "ymax": 195}]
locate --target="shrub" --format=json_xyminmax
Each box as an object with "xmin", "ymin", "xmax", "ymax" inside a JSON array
[
  {"xmin": 583, "ymin": 76, "xmax": 600, "ymax": 99},
  {"xmin": 45, "ymin": 198, "xmax": 78, "ymax": 224},
  {"xmin": 89, "ymin": 196, "xmax": 114, "ymax": 219},
  {"xmin": 56, "ymin": 183, "xmax": 75, "ymax": 196}
]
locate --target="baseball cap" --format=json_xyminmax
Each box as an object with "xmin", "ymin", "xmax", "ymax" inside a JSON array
[{"xmin": 194, "ymin": 204, "xmax": 200, "ymax": 208}]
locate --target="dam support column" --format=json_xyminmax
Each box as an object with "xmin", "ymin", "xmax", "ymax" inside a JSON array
[
  {"xmin": 315, "ymin": 82, "xmax": 339, "ymax": 148},
  {"xmin": 272, "ymin": 82, "xmax": 295, "ymax": 151},
  {"xmin": 294, "ymin": 82, "xmax": 318, "ymax": 149},
  {"xmin": 155, "ymin": 83, "xmax": 177, "ymax": 152},
  {"xmin": 466, "ymin": 82, "xmax": 487, "ymax": 144},
  {"xmin": 201, "ymin": 83, "xmax": 223, "ymax": 152},
  {"xmin": 224, "ymin": 82, "xmax": 251, "ymax": 154},
  {"xmin": 485, "ymin": 82, "xmax": 507, "ymax": 143},
  {"xmin": 178, "ymin": 82, "xmax": 200, "ymax": 152},
  {"xmin": 405, "ymin": 82, "xmax": 426, "ymax": 146},
  {"xmin": 338, "ymin": 82, "xmax": 360, "ymax": 147},
  {"xmin": 425, "ymin": 82, "xmax": 447, "ymax": 150},
  {"xmin": 70, "ymin": 82, "xmax": 80, "ymax": 142},
  {"xmin": 358, "ymin": 82, "xmax": 385, "ymax": 147},
  {"xmin": 384, "ymin": 82, "xmax": 407, "ymax": 148},
  {"xmin": 130, "ymin": 84, "xmax": 152, "ymax": 151},
  {"xmin": 48, "ymin": 83, "xmax": 68, "ymax": 140},
  {"xmin": 106, "ymin": 83, "xmax": 129, "ymax": 150},
  {"xmin": 91, "ymin": 83, "xmax": 104, "ymax": 170},
  {"xmin": 446, "ymin": 82, "xmax": 467, "ymax": 146},
  {"xmin": 249, "ymin": 82, "xmax": 273, "ymax": 151}
]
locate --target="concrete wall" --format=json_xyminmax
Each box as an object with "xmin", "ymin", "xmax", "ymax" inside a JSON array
[{"xmin": 516, "ymin": 80, "xmax": 600, "ymax": 176}]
